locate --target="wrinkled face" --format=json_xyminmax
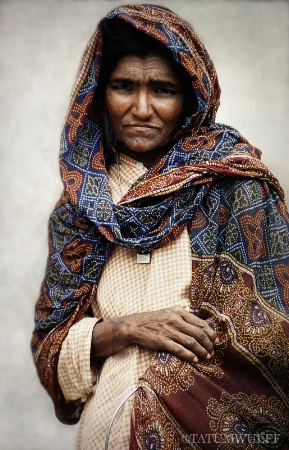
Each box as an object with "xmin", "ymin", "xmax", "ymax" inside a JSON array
[{"xmin": 104, "ymin": 54, "xmax": 185, "ymax": 166}]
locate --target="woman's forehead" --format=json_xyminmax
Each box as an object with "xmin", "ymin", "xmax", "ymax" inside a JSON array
[{"xmin": 109, "ymin": 54, "xmax": 182, "ymax": 84}]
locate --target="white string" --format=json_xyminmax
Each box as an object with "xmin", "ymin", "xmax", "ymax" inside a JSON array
[{"xmin": 104, "ymin": 387, "xmax": 139, "ymax": 450}]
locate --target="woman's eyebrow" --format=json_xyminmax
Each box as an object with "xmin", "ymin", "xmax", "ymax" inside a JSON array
[
  {"xmin": 109, "ymin": 77, "xmax": 133, "ymax": 83},
  {"xmin": 109, "ymin": 77, "xmax": 178, "ymax": 88},
  {"xmin": 149, "ymin": 80, "xmax": 178, "ymax": 88}
]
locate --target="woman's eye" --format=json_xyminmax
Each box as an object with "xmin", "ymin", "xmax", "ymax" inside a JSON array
[
  {"xmin": 110, "ymin": 84, "xmax": 132, "ymax": 92},
  {"xmin": 155, "ymin": 87, "xmax": 176, "ymax": 95}
]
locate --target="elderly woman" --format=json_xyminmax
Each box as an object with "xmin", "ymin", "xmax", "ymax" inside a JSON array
[{"xmin": 32, "ymin": 4, "xmax": 289, "ymax": 449}]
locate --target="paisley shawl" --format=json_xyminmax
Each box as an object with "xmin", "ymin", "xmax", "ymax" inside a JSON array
[{"xmin": 31, "ymin": 4, "xmax": 289, "ymax": 445}]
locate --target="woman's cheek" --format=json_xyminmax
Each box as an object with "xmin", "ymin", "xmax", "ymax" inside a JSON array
[{"xmin": 162, "ymin": 98, "xmax": 184, "ymax": 123}]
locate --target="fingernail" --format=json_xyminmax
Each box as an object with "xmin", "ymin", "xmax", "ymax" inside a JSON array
[
  {"xmin": 206, "ymin": 353, "xmax": 211, "ymax": 360},
  {"xmin": 193, "ymin": 356, "xmax": 198, "ymax": 363},
  {"xmin": 211, "ymin": 350, "xmax": 215, "ymax": 357},
  {"xmin": 214, "ymin": 337, "xmax": 220, "ymax": 344}
]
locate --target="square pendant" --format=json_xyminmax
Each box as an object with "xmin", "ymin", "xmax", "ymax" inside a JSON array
[{"xmin": 136, "ymin": 252, "xmax": 151, "ymax": 264}]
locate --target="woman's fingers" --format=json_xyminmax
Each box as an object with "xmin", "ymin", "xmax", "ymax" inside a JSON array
[
  {"xmin": 174, "ymin": 326, "xmax": 214, "ymax": 358},
  {"xmin": 181, "ymin": 317, "xmax": 216, "ymax": 354},
  {"xmin": 135, "ymin": 328, "xmax": 200, "ymax": 363},
  {"xmin": 161, "ymin": 306, "xmax": 216, "ymax": 353},
  {"xmin": 122, "ymin": 306, "xmax": 218, "ymax": 361},
  {"xmin": 160, "ymin": 340, "xmax": 199, "ymax": 364},
  {"xmin": 143, "ymin": 331, "xmax": 209, "ymax": 363},
  {"xmin": 174, "ymin": 306, "xmax": 217, "ymax": 342}
]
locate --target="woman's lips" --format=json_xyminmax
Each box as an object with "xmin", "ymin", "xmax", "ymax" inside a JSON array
[{"xmin": 125, "ymin": 124, "xmax": 159, "ymax": 132}]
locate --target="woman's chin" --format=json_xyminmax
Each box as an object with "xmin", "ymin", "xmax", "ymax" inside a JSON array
[{"xmin": 119, "ymin": 139, "xmax": 158, "ymax": 155}]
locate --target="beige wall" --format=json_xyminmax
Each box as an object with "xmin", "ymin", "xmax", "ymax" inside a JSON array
[{"xmin": 0, "ymin": 1, "xmax": 288, "ymax": 448}]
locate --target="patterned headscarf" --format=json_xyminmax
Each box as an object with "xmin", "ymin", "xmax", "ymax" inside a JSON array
[{"xmin": 31, "ymin": 4, "xmax": 289, "ymax": 437}]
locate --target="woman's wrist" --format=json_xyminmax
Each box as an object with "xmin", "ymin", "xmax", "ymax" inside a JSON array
[{"xmin": 91, "ymin": 317, "xmax": 131, "ymax": 358}]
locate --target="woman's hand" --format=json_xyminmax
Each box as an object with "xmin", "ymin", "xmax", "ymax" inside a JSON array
[{"xmin": 91, "ymin": 306, "xmax": 218, "ymax": 363}]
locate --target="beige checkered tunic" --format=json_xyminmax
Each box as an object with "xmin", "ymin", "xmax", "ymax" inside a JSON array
[{"xmin": 58, "ymin": 153, "xmax": 192, "ymax": 449}]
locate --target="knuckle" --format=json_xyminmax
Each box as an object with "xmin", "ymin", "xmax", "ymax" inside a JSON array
[
  {"xmin": 197, "ymin": 329, "xmax": 206, "ymax": 340},
  {"xmin": 167, "ymin": 315, "xmax": 178, "ymax": 327},
  {"xmin": 197, "ymin": 319, "xmax": 208, "ymax": 329},
  {"xmin": 187, "ymin": 337, "xmax": 196, "ymax": 348}
]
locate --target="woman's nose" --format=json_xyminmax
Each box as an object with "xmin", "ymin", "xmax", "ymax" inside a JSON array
[{"xmin": 132, "ymin": 90, "xmax": 152, "ymax": 119}]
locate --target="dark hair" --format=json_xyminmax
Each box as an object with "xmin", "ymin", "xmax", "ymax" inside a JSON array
[{"xmin": 96, "ymin": 19, "xmax": 197, "ymax": 117}]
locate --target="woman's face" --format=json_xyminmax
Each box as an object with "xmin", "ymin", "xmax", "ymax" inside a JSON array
[{"xmin": 104, "ymin": 53, "xmax": 185, "ymax": 167}]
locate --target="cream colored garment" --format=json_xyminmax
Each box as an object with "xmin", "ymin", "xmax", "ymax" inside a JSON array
[{"xmin": 58, "ymin": 154, "xmax": 192, "ymax": 450}]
